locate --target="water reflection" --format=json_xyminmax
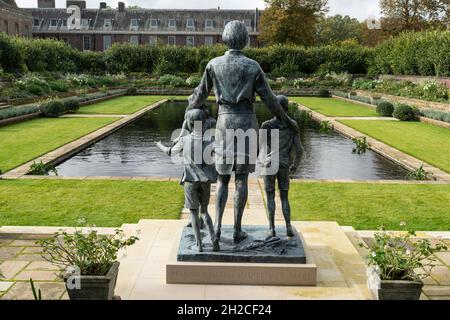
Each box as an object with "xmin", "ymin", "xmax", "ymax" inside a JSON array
[{"xmin": 54, "ymin": 101, "xmax": 409, "ymax": 180}]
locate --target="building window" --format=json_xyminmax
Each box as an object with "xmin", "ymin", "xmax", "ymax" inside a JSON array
[
  {"xmin": 25, "ymin": 25, "xmax": 29, "ymax": 37},
  {"xmin": 15, "ymin": 23, "xmax": 19, "ymax": 35},
  {"xmin": 150, "ymin": 19, "xmax": 158, "ymax": 29},
  {"xmin": 130, "ymin": 35, "xmax": 139, "ymax": 45},
  {"xmin": 103, "ymin": 35, "xmax": 112, "ymax": 50},
  {"xmin": 186, "ymin": 36, "xmax": 194, "ymax": 47},
  {"xmin": 83, "ymin": 35, "xmax": 91, "ymax": 51},
  {"xmin": 204, "ymin": 36, "xmax": 213, "ymax": 46},
  {"xmin": 168, "ymin": 19, "xmax": 176, "ymax": 30},
  {"xmin": 62, "ymin": 19, "xmax": 67, "ymax": 27},
  {"xmin": 33, "ymin": 19, "xmax": 40, "ymax": 27},
  {"xmin": 149, "ymin": 35, "xmax": 157, "ymax": 46},
  {"xmin": 244, "ymin": 19, "xmax": 252, "ymax": 31},
  {"xmin": 81, "ymin": 19, "xmax": 90, "ymax": 29},
  {"xmin": 4, "ymin": 20, "xmax": 8, "ymax": 34},
  {"xmin": 168, "ymin": 36, "xmax": 176, "ymax": 46},
  {"xmin": 104, "ymin": 18, "xmax": 112, "ymax": 28},
  {"xmin": 130, "ymin": 19, "xmax": 138, "ymax": 30},
  {"xmin": 186, "ymin": 19, "xmax": 194, "ymax": 30},
  {"xmin": 49, "ymin": 19, "xmax": 58, "ymax": 28},
  {"xmin": 205, "ymin": 19, "xmax": 213, "ymax": 30}
]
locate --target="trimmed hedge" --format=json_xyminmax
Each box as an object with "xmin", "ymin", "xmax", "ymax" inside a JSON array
[
  {"xmin": 376, "ymin": 101, "xmax": 394, "ymax": 117},
  {"xmin": 42, "ymin": 100, "xmax": 65, "ymax": 117},
  {"xmin": 393, "ymin": 104, "xmax": 417, "ymax": 121}
]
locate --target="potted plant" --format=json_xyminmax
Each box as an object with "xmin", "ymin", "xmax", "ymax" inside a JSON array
[
  {"xmin": 39, "ymin": 227, "xmax": 138, "ymax": 300},
  {"xmin": 361, "ymin": 223, "xmax": 447, "ymax": 300}
]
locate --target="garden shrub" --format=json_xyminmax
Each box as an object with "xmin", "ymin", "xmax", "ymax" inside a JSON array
[
  {"xmin": 318, "ymin": 89, "xmax": 330, "ymax": 97},
  {"xmin": 48, "ymin": 80, "xmax": 69, "ymax": 92},
  {"xmin": 0, "ymin": 33, "xmax": 27, "ymax": 72},
  {"xmin": 126, "ymin": 87, "xmax": 137, "ymax": 95},
  {"xmin": 157, "ymin": 74, "xmax": 185, "ymax": 87},
  {"xmin": 393, "ymin": 104, "xmax": 417, "ymax": 121},
  {"xmin": 0, "ymin": 104, "xmax": 40, "ymax": 120},
  {"xmin": 62, "ymin": 98, "xmax": 80, "ymax": 113},
  {"xmin": 43, "ymin": 99, "xmax": 65, "ymax": 117},
  {"xmin": 186, "ymin": 75, "xmax": 201, "ymax": 87},
  {"xmin": 420, "ymin": 109, "xmax": 450, "ymax": 123},
  {"xmin": 376, "ymin": 101, "xmax": 394, "ymax": 117}
]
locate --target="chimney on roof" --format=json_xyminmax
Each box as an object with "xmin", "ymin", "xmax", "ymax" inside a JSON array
[
  {"xmin": 99, "ymin": 2, "xmax": 107, "ymax": 9},
  {"xmin": 66, "ymin": 1, "xmax": 86, "ymax": 9},
  {"xmin": 37, "ymin": 0, "xmax": 55, "ymax": 8},
  {"xmin": 118, "ymin": 2, "xmax": 125, "ymax": 12}
]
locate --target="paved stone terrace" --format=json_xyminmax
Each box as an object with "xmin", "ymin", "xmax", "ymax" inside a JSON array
[{"xmin": 1, "ymin": 179, "xmax": 449, "ymax": 300}]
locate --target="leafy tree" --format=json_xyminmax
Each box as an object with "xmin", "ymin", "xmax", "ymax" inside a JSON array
[
  {"xmin": 260, "ymin": 0, "xmax": 328, "ymax": 46},
  {"xmin": 380, "ymin": 0, "xmax": 448, "ymax": 34},
  {"xmin": 316, "ymin": 15, "xmax": 363, "ymax": 45}
]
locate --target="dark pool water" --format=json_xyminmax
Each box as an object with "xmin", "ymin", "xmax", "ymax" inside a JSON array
[{"xmin": 54, "ymin": 101, "xmax": 409, "ymax": 180}]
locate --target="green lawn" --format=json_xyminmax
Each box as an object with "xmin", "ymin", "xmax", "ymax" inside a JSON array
[
  {"xmin": 339, "ymin": 120, "xmax": 450, "ymax": 173},
  {"xmin": 291, "ymin": 97, "xmax": 378, "ymax": 117},
  {"xmin": 290, "ymin": 182, "xmax": 450, "ymax": 230},
  {"xmin": 0, "ymin": 179, "xmax": 183, "ymax": 227},
  {"xmin": 0, "ymin": 117, "xmax": 118, "ymax": 173},
  {"xmin": 78, "ymin": 95, "xmax": 169, "ymax": 114}
]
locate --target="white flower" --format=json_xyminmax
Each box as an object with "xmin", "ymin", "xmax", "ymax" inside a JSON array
[
  {"xmin": 371, "ymin": 252, "xmax": 376, "ymax": 257},
  {"xmin": 77, "ymin": 218, "xmax": 86, "ymax": 225},
  {"xmin": 406, "ymin": 249, "xmax": 411, "ymax": 256},
  {"xmin": 400, "ymin": 221, "xmax": 406, "ymax": 227}
]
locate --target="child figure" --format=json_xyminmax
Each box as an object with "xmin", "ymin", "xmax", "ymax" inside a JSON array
[
  {"xmin": 157, "ymin": 108, "xmax": 219, "ymax": 252},
  {"xmin": 259, "ymin": 95, "xmax": 303, "ymax": 237}
]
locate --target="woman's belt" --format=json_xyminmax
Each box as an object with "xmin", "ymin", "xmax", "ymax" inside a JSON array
[{"xmin": 218, "ymin": 103, "xmax": 254, "ymax": 115}]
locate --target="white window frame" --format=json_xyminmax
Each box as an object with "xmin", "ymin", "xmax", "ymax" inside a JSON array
[
  {"xmin": 244, "ymin": 19, "xmax": 252, "ymax": 31},
  {"xmin": 168, "ymin": 19, "xmax": 176, "ymax": 30},
  {"xmin": 205, "ymin": 19, "xmax": 213, "ymax": 30},
  {"xmin": 130, "ymin": 18, "xmax": 139, "ymax": 31},
  {"xmin": 130, "ymin": 35, "xmax": 139, "ymax": 45},
  {"xmin": 103, "ymin": 35, "xmax": 112, "ymax": 51},
  {"xmin": 204, "ymin": 36, "xmax": 213, "ymax": 46},
  {"xmin": 186, "ymin": 19, "xmax": 195, "ymax": 30},
  {"xmin": 168, "ymin": 36, "xmax": 176, "ymax": 46},
  {"xmin": 62, "ymin": 19, "xmax": 67, "ymax": 28},
  {"xmin": 81, "ymin": 18, "xmax": 90, "ymax": 30},
  {"xmin": 49, "ymin": 18, "xmax": 58, "ymax": 29},
  {"xmin": 149, "ymin": 19, "xmax": 158, "ymax": 29},
  {"xmin": 186, "ymin": 36, "xmax": 195, "ymax": 47},
  {"xmin": 83, "ymin": 35, "xmax": 91, "ymax": 51},
  {"xmin": 104, "ymin": 18, "xmax": 112, "ymax": 29},
  {"xmin": 33, "ymin": 19, "xmax": 40, "ymax": 27},
  {"xmin": 149, "ymin": 35, "xmax": 157, "ymax": 46}
]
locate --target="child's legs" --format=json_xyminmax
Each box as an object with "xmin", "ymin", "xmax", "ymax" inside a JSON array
[
  {"xmin": 199, "ymin": 183, "xmax": 216, "ymax": 241},
  {"xmin": 263, "ymin": 175, "xmax": 276, "ymax": 232},
  {"xmin": 184, "ymin": 182, "xmax": 203, "ymax": 250},
  {"xmin": 277, "ymin": 168, "xmax": 293, "ymax": 236}
]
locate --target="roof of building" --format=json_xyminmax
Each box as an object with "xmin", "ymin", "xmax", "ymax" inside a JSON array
[
  {"xmin": 1, "ymin": 0, "xmax": 32, "ymax": 18},
  {"xmin": 26, "ymin": 7, "xmax": 261, "ymax": 34}
]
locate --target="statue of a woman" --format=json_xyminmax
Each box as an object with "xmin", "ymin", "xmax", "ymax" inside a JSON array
[{"xmin": 187, "ymin": 21, "xmax": 298, "ymax": 243}]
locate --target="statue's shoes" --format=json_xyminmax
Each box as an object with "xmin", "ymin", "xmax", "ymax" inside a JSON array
[
  {"xmin": 286, "ymin": 225, "xmax": 294, "ymax": 237},
  {"xmin": 212, "ymin": 240, "xmax": 220, "ymax": 252},
  {"xmin": 233, "ymin": 231, "xmax": 248, "ymax": 243},
  {"xmin": 267, "ymin": 229, "xmax": 276, "ymax": 237}
]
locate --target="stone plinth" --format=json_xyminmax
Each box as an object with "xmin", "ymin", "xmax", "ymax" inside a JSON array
[{"xmin": 167, "ymin": 225, "xmax": 316, "ymax": 286}]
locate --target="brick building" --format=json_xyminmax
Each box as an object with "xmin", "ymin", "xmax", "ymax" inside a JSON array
[
  {"xmin": 26, "ymin": 0, "xmax": 262, "ymax": 51},
  {"xmin": 0, "ymin": 0, "xmax": 32, "ymax": 37}
]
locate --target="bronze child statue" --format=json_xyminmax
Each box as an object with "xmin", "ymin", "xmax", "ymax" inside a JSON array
[
  {"xmin": 157, "ymin": 108, "xmax": 220, "ymax": 252},
  {"xmin": 259, "ymin": 95, "xmax": 303, "ymax": 237}
]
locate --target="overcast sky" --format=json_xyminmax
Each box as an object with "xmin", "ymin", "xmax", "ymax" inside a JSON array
[{"xmin": 16, "ymin": 0, "xmax": 381, "ymax": 21}]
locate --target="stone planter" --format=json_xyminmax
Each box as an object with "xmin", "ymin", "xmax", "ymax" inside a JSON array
[
  {"xmin": 366, "ymin": 266, "xmax": 423, "ymax": 300},
  {"xmin": 64, "ymin": 262, "xmax": 120, "ymax": 300}
]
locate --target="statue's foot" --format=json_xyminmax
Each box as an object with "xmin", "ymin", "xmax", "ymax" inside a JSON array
[
  {"xmin": 268, "ymin": 228, "xmax": 276, "ymax": 237},
  {"xmin": 212, "ymin": 240, "xmax": 220, "ymax": 252},
  {"xmin": 197, "ymin": 244, "xmax": 203, "ymax": 252},
  {"xmin": 286, "ymin": 224, "xmax": 294, "ymax": 237},
  {"xmin": 215, "ymin": 230, "xmax": 221, "ymax": 241},
  {"xmin": 233, "ymin": 231, "xmax": 248, "ymax": 243}
]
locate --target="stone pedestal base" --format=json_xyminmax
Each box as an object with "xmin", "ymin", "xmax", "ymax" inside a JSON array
[{"xmin": 166, "ymin": 225, "xmax": 317, "ymax": 286}]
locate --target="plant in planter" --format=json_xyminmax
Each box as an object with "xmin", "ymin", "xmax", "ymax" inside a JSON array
[
  {"xmin": 360, "ymin": 223, "xmax": 447, "ymax": 300},
  {"xmin": 38, "ymin": 228, "xmax": 138, "ymax": 300}
]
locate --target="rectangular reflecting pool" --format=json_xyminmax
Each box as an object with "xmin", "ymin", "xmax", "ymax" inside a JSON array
[{"xmin": 53, "ymin": 101, "xmax": 409, "ymax": 180}]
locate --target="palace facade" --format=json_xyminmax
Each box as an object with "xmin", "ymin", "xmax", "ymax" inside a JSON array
[
  {"xmin": 0, "ymin": 0, "xmax": 32, "ymax": 37},
  {"xmin": 25, "ymin": 0, "xmax": 262, "ymax": 51}
]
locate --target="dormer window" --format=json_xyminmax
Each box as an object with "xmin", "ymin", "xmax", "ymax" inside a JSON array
[
  {"xmin": 205, "ymin": 19, "xmax": 213, "ymax": 30},
  {"xmin": 62, "ymin": 19, "xmax": 67, "ymax": 27},
  {"xmin": 130, "ymin": 18, "xmax": 138, "ymax": 30},
  {"xmin": 186, "ymin": 19, "xmax": 194, "ymax": 30},
  {"xmin": 33, "ymin": 19, "xmax": 40, "ymax": 27},
  {"xmin": 49, "ymin": 19, "xmax": 58, "ymax": 28},
  {"xmin": 168, "ymin": 19, "xmax": 176, "ymax": 30},
  {"xmin": 244, "ymin": 19, "xmax": 252, "ymax": 31},
  {"xmin": 81, "ymin": 19, "xmax": 90, "ymax": 29},
  {"xmin": 104, "ymin": 18, "xmax": 112, "ymax": 28},
  {"xmin": 150, "ymin": 19, "xmax": 158, "ymax": 29}
]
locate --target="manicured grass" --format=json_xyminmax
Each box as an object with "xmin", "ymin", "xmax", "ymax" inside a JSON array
[
  {"xmin": 0, "ymin": 117, "xmax": 118, "ymax": 173},
  {"xmin": 77, "ymin": 95, "xmax": 169, "ymax": 114},
  {"xmin": 290, "ymin": 182, "xmax": 450, "ymax": 230},
  {"xmin": 291, "ymin": 97, "xmax": 378, "ymax": 117},
  {"xmin": 339, "ymin": 120, "xmax": 450, "ymax": 173},
  {"xmin": 0, "ymin": 179, "xmax": 183, "ymax": 227}
]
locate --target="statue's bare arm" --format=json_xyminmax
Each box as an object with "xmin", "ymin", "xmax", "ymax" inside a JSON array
[{"xmin": 187, "ymin": 65, "xmax": 214, "ymax": 110}]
